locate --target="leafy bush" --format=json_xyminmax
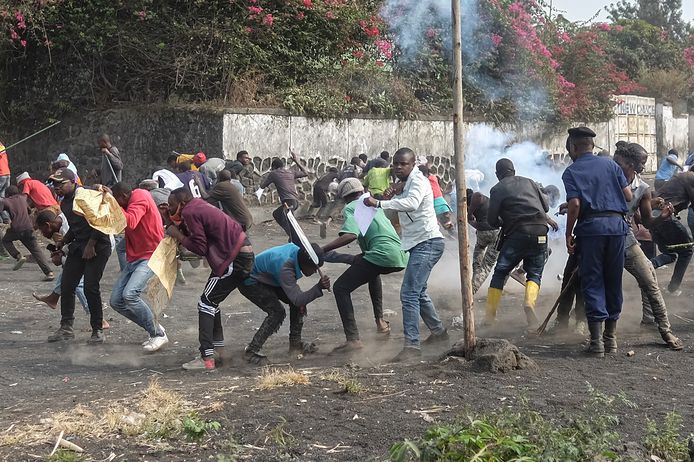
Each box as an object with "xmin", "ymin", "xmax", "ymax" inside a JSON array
[
  {"xmin": 390, "ymin": 386, "xmax": 691, "ymax": 462},
  {"xmin": 183, "ymin": 414, "xmax": 222, "ymax": 441}
]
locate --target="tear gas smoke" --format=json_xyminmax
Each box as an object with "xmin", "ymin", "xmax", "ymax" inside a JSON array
[{"xmin": 380, "ymin": 0, "xmax": 549, "ymax": 119}]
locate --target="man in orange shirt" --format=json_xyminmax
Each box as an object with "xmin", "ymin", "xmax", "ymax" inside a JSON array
[
  {"xmin": 0, "ymin": 141, "xmax": 10, "ymax": 224},
  {"xmin": 16, "ymin": 172, "xmax": 59, "ymax": 212}
]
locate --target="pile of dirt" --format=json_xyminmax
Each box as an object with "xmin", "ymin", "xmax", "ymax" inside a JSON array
[{"xmin": 444, "ymin": 337, "xmax": 539, "ymax": 373}]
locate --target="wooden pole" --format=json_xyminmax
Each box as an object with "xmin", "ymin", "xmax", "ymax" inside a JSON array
[{"xmin": 451, "ymin": 0, "xmax": 475, "ymax": 355}]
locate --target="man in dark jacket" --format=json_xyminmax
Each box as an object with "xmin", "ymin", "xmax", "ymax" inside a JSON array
[
  {"xmin": 165, "ymin": 188, "xmax": 254, "ymax": 370},
  {"xmin": 485, "ymin": 158, "xmax": 549, "ymax": 329},
  {"xmin": 47, "ymin": 168, "xmax": 112, "ymax": 344},
  {"xmin": 206, "ymin": 169, "xmax": 253, "ymax": 231}
]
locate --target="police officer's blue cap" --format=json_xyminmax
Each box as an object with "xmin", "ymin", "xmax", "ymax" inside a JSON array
[{"xmin": 567, "ymin": 127, "xmax": 596, "ymax": 138}]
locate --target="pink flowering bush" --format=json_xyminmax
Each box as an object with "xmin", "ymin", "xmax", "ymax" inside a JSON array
[{"xmin": 1, "ymin": 0, "xmax": 691, "ymax": 124}]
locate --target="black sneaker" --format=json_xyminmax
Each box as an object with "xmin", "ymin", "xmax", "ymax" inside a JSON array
[
  {"xmin": 86, "ymin": 329, "xmax": 105, "ymax": 345},
  {"xmin": 422, "ymin": 329, "xmax": 449, "ymax": 346},
  {"xmin": 391, "ymin": 347, "xmax": 422, "ymax": 363},
  {"xmin": 244, "ymin": 348, "xmax": 269, "ymax": 365},
  {"xmin": 289, "ymin": 340, "xmax": 318, "ymax": 354},
  {"xmin": 47, "ymin": 326, "xmax": 74, "ymax": 343}
]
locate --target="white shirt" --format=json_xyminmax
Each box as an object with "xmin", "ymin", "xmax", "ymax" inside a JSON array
[{"xmin": 380, "ymin": 168, "xmax": 442, "ymax": 251}]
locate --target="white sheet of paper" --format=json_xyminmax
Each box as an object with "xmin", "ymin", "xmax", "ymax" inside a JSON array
[
  {"xmin": 354, "ymin": 193, "xmax": 377, "ymax": 235},
  {"xmin": 255, "ymin": 188, "xmax": 264, "ymax": 201}
]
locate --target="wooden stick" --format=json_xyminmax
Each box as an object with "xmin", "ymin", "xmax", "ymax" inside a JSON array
[
  {"xmin": 49, "ymin": 430, "xmax": 64, "ymax": 456},
  {"xmin": 536, "ymin": 269, "xmax": 578, "ymax": 336},
  {"xmin": 58, "ymin": 439, "xmax": 84, "ymax": 452}
]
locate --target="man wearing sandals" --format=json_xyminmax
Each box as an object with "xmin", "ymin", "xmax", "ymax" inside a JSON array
[
  {"xmin": 607, "ymin": 144, "xmax": 683, "ymax": 350},
  {"xmin": 322, "ymin": 178, "xmax": 407, "ymax": 352}
]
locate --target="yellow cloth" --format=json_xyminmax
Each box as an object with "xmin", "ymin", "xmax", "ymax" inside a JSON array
[
  {"xmin": 524, "ymin": 281, "xmax": 540, "ymax": 310},
  {"xmin": 147, "ymin": 236, "xmax": 179, "ymax": 298},
  {"xmin": 72, "ymin": 188, "xmax": 126, "ymax": 235},
  {"xmin": 486, "ymin": 287, "xmax": 503, "ymax": 322},
  {"xmin": 176, "ymin": 154, "xmax": 198, "ymax": 171}
]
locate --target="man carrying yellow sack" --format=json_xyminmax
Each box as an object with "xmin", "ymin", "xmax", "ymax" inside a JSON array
[
  {"xmin": 46, "ymin": 168, "xmax": 114, "ymax": 345},
  {"xmin": 485, "ymin": 158, "xmax": 550, "ymax": 330}
]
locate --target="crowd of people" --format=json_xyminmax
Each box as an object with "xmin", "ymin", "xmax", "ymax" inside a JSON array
[{"xmin": 0, "ymin": 127, "xmax": 692, "ymax": 370}]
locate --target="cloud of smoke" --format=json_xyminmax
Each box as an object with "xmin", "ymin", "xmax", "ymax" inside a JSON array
[{"xmin": 380, "ymin": 0, "xmax": 549, "ymax": 119}]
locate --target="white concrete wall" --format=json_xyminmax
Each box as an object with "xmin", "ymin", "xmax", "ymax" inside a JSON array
[{"xmin": 221, "ymin": 99, "xmax": 691, "ymax": 180}]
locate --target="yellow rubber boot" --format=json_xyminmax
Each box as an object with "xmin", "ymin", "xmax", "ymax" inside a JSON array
[
  {"xmin": 524, "ymin": 281, "xmax": 540, "ymax": 329},
  {"xmin": 485, "ymin": 287, "xmax": 503, "ymax": 325}
]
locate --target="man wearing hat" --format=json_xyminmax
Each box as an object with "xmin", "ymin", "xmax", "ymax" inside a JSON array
[
  {"xmin": 239, "ymin": 242, "xmax": 330, "ymax": 365},
  {"xmin": 322, "ymin": 178, "xmax": 408, "ymax": 352},
  {"xmin": 16, "ymin": 172, "xmax": 59, "ymax": 212},
  {"xmin": 562, "ymin": 126, "xmax": 632, "ymax": 358},
  {"xmin": 485, "ymin": 158, "xmax": 550, "ymax": 329},
  {"xmin": 46, "ymin": 168, "xmax": 113, "ymax": 344}
]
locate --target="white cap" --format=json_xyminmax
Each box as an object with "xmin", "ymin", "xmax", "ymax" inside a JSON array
[{"xmin": 16, "ymin": 172, "xmax": 30, "ymax": 183}]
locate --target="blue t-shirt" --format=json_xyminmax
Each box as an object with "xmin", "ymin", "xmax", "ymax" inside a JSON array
[
  {"xmin": 655, "ymin": 154, "xmax": 679, "ymax": 181},
  {"xmin": 562, "ymin": 154, "xmax": 629, "ymax": 237},
  {"xmin": 245, "ymin": 243, "xmax": 302, "ymax": 286},
  {"xmin": 685, "ymin": 152, "xmax": 694, "ymax": 167}
]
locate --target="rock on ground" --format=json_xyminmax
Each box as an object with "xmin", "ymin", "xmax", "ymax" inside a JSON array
[{"xmin": 444, "ymin": 337, "xmax": 539, "ymax": 373}]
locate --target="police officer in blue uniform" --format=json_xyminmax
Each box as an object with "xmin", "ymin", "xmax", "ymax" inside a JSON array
[{"xmin": 562, "ymin": 127, "xmax": 632, "ymax": 357}]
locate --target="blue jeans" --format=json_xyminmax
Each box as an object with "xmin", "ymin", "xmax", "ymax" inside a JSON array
[
  {"xmin": 688, "ymin": 207, "xmax": 694, "ymax": 240},
  {"xmin": 110, "ymin": 259, "xmax": 159, "ymax": 337},
  {"xmin": 115, "ymin": 236, "xmax": 127, "ymax": 271},
  {"xmin": 54, "ymin": 271, "xmax": 89, "ymax": 314},
  {"xmin": 490, "ymin": 233, "xmax": 548, "ymax": 289},
  {"xmin": 401, "ymin": 238, "xmax": 446, "ymax": 348}
]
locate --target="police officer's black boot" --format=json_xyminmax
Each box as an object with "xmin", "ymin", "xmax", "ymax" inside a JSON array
[
  {"xmin": 585, "ymin": 321, "xmax": 605, "ymax": 358},
  {"xmin": 603, "ymin": 320, "xmax": 617, "ymax": 354}
]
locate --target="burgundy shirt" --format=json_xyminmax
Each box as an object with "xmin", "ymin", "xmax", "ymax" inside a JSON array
[{"xmin": 180, "ymin": 198, "xmax": 247, "ymax": 277}]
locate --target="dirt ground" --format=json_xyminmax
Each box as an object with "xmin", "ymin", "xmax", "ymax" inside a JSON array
[{"xmin": 1, "ymin": 217, "xmax": 694, "ymax": 461}]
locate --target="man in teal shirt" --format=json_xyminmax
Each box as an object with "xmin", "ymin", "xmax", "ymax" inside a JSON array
[
  {"xmin": 240, "ymin": 242, "xmax": 330, "ymax": 364},
  {"xmin": 323, "ymin": 178, "xmax": 408, "ymax": 352}
]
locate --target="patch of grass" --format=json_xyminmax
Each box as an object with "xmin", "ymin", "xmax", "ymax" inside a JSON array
[
  {"xmin": 256, "ymin": 367, "xmax": 310, "ymax": 390},
  {"xmin": 320, "ymin": 368, "xmax": 366, "ymax": 394},
  {"xmin": 265, "ymin": 417, "xmax": 296, "ymax": 448},
  {"xmin": 0, "ymin": 379, "xmax": 214, "ymax": 448},
  {"xmin": 390, "ymin": 384, "xmax": 687, "ymax": 462},
  {"xmin": 216, "ymin": 438, "xmax": 244, "ymax": 462},
  {"xmin": 644, "ymin": 412, "xmax": 690, "ymax": 462},
  {"xmin": 48, "ymin": 449, "xmax": 84, "ymax": 462},
  {"xmin": 183, "ymin": 414, "xmax": 221, "ymax": 441}
]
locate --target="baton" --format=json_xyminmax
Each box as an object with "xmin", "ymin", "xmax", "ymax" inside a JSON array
[
  {"xmin": 537, "ymin": 268, "xmax": 578, "ymax": 336},
  {"xmin": 665, "ymin": 242, "xmax": 694, "ymax": 251},
  {"xmin": 0, "ymin": 121, "xmax": 61, "ymax": 154}
]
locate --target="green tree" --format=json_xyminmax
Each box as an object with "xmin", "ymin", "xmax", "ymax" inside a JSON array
[{"xmin": 607, "ymin": 0, "xmax": 693, "ymax": 42}]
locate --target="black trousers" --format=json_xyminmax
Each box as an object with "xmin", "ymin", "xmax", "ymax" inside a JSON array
[
  {"xmin": 651, "ymin": 218, "xmax": 693, "ymax": 292},
  {"xmin": 556, "ymin": 252, "xmax": 585, "ymax": 324},
  {"xmin": 333, "ymin": 256, "xmax": 402, "ymax": 341},
  {"xmin": 240, "ymin": 282, "xmax": 306, "ymax": 353},
  {"xmin": 272, "ymin": 199, "xmax": 299, "ymax": 242},
  {"xmin": 197, "ymin": 251, "xmax": 254, "ymax": 358},
  {"xmin": 60, "ymin": 245, "xmax": 111, "ymax": 331},
  {"xmin": 2, "ymin": 229, "xmax": 52, "ymax": 275}
]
